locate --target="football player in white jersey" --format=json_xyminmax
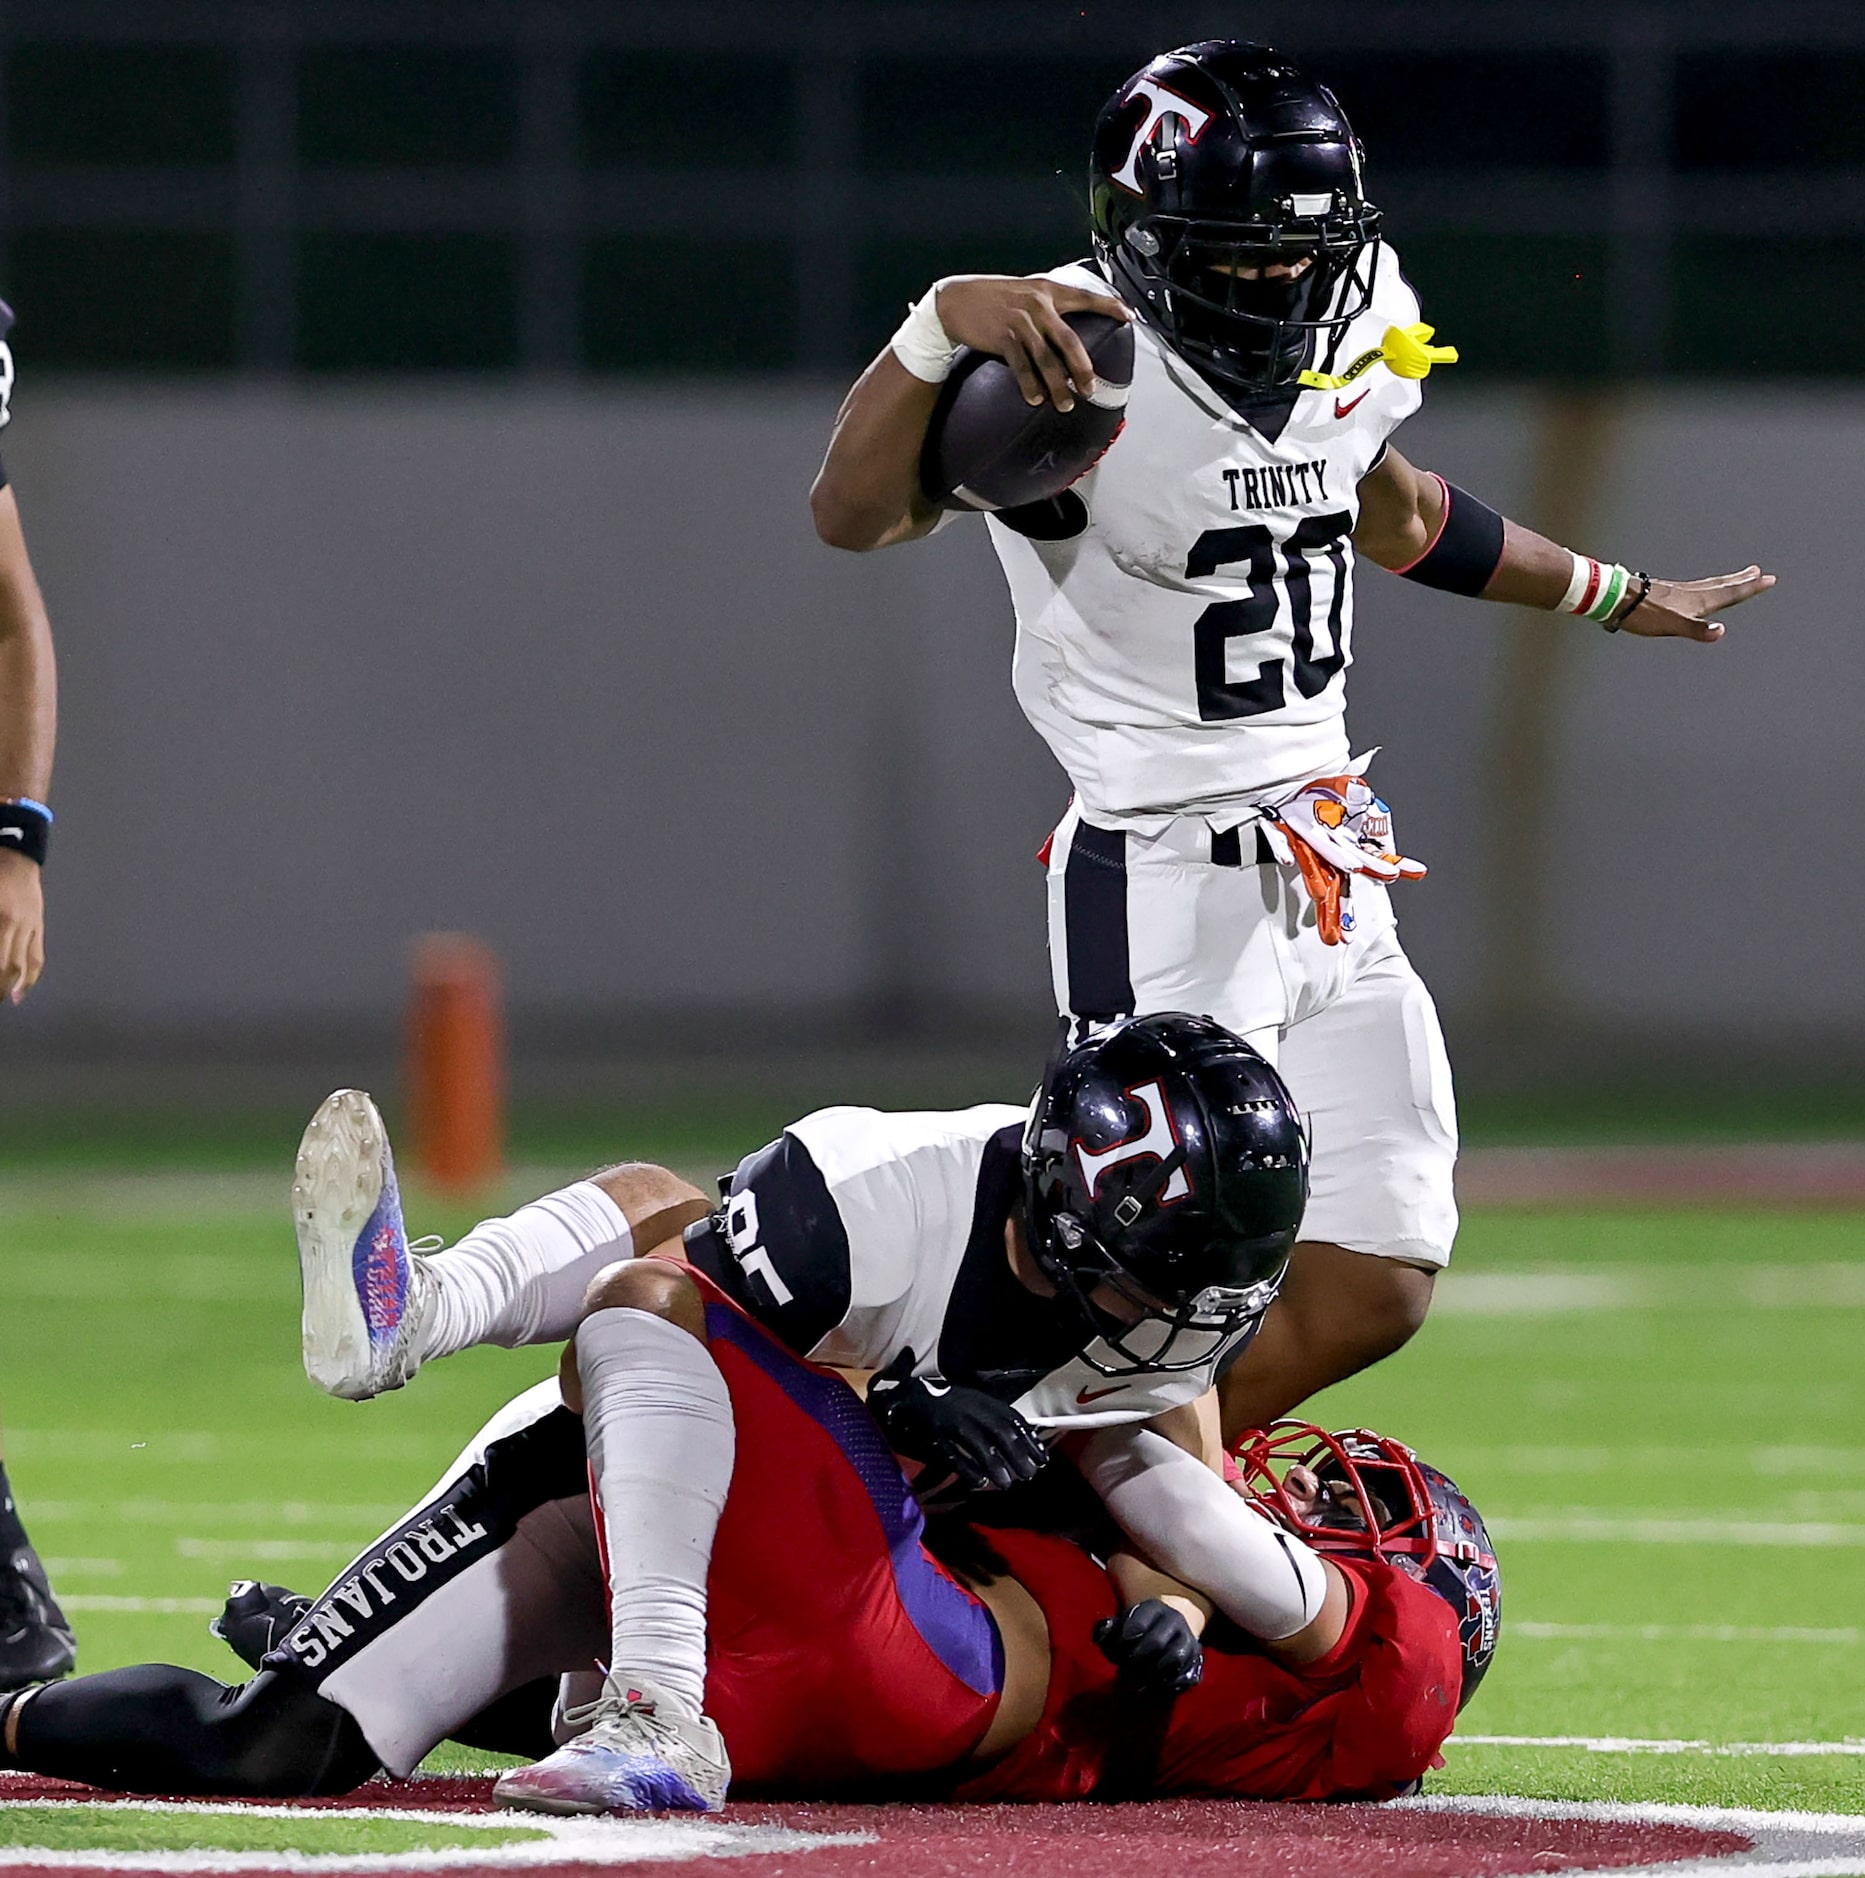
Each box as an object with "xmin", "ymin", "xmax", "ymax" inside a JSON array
[
  {"xmin": 280, "ymin": 1015, "xmax": 1335, "ymax": 1811},
  {"xmin": 809, "ymin": 40, "xmax": 1776, "ymax": 1440}
]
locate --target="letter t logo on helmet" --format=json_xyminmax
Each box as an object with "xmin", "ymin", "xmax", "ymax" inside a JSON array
[
  {"xmin": 1073, "ymin": 1080, "xmax": 1192, "ymax": 1204},
  {"xmin": 1111, "ymin": 78, "xmax": 1215, "ymax": 192}
]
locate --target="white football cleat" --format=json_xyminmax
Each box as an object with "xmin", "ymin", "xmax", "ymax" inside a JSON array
[
  {"xmin": 293, "ymin": 1089, "xmax": 435, "ymax": 1401},
  {"xmin": 492, "ymin": 1675, "xmax": 730, "ymax": 1816}
]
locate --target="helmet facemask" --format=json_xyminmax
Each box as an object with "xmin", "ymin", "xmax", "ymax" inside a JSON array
[
  {"xmin": 1235, "ymin": 1421, "xmax": 1502, "ymax": 1707},
  {"xmin": 1032, "ymin": 1198, "xmax": 1286, "ymax": 1377},
  {"xmin": 1103, "ymin": 209, "xmax": 1382, "ymax": 395},
  {"xmin": 1234, "ymin": 1423, "xmax": 1437, "ymax": 1559}
]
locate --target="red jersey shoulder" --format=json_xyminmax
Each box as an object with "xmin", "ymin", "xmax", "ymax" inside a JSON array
[{"xmin": 1149, "ymin": 1555, "xmax": 1461, "ymax": 1801}]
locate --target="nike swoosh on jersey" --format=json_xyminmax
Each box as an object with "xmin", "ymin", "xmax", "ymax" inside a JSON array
[
  {"xmin": 1076, "ymin": 1383, "xmax": 1125, "ymax": 1405},
  {"xmin": 1334, "ymin": 389, "xmax": 1371, "ymax": 419}
]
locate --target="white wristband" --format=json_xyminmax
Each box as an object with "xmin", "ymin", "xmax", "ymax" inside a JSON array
[
  {"xmin": 890, "ymin": 280, "xmax": 963, "ymax": 384},
  {"xmin": 1558, "ymin": 552, "xmax": 1632, "ymax": 622},
  {"xmin": 1558, "ymin": 552, "xmax": 1595, "ymax": 614}
]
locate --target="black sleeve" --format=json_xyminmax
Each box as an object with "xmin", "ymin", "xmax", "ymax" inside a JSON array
[{"xmin": 685, "ymin": 1132, "xmax": 853, "ymax": 1356}]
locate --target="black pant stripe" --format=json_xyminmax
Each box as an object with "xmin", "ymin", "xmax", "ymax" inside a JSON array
[
  {"xmin": 1063, "ymin": 819, "xmax": 1134, "ymax": 1027},
  {"xmin": 263, "ymin": 1405, "xmax": 588, "ymax": 1688}
]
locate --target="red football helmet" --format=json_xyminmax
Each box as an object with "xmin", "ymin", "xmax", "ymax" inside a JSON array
[{"xmin": 1233, "ymin": 1421, "xmax": 1501, "ymax": 1705}]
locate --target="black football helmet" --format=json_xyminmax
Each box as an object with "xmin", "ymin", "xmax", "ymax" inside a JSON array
[
  {"xmin": 1089, "ymin": 41, "xmax": 1381, "ymax": 393},
  {"xmin": 1234, "ymin": 1422, "xmax": 1503, "ymax": 1707},
  {"xmin": 1021, "ymin": 1013, "xmax": 1308, "ymax": 1376}
]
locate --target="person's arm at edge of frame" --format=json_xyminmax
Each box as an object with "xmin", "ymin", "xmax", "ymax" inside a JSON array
[{"xmin": 0, "ymin": 485, "xmax": 55, "ymax": 1004}]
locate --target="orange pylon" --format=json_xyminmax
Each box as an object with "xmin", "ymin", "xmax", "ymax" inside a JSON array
[{"xmin": 406, "ymin": 933, "xmax": 504, "ymax": 1195}]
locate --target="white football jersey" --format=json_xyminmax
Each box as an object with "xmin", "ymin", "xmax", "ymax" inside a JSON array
[
  {"xmin": 988, "ymin": 244, "xmax": 1425, "ymax": 827},
  {"xmin": 685, "ymin": 1101, "xmax": 1250, "ymax": 1433}
]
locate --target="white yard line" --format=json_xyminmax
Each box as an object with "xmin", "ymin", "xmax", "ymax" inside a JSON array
[
  {"xmin": 54, "ymin": 1597, "xmax": 223, "ymax": 1615},
  {"xmin": 1512, "ymin": 1623, "xmax": 1858, "ymax": 1645},
  {"xmin": 1404, "ymin": 1794, "xmax": 1865, "ymax": 1878},
  {"xmin": 1454, "ymin": 1737, "xmax": 1865, "ymax": 1757},
  {"xmin": 0, "ymin": 1797, "xmax": 872, "ymax": 1871},
  {"xmin": 0, "ymin": 1786, "xmax": 1860, "ymax": 1874},
  {"xmin": 1485, "ymin": 1517, "xmax": 1865, "ymax": 1546},
  {"xmin": 1434, "ymin": 1264, "xmax": 1865, "ymax": 1316},
  {"xmin": 1448, "ymin": 1447, "xmax": 1865, "ymax": 1475},
  {"xmin": 25, "ymin": 1505, "xmax": 407, "ymax": 1528},
  {"xmin": 174, "ymin": 1540, "xmax": 356, "ymax": 1563}
]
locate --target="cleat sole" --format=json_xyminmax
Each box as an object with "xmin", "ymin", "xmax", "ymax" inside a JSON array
[{"xmin": 293, "ymin": 1089, "xmax": 402, "ymax": 1401}]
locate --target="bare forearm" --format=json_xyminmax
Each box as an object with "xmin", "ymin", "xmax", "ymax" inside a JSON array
[
  {"xmin": 812, "ymin": 273, "xmax": 1126, "ymax": 554},
  {"xmin": 0, "ymin": 572, "xmax": 54, "ymax": 800},
  {"xmin": 1354, "ymin": 445, "xmax": 1775, "ymax": 639},
  {"xmin": 809, "ymin": 348, "xmax": 944, "ymax": 552},
  {"xmin": 1108, "ymin": 1548, "xmax": 1212, "ymax": 1636}
]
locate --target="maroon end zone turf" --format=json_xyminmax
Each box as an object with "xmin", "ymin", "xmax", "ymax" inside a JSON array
[{"xmin": 0, "ymin": 1774, "xmax": 1754, "ymax": 1877}]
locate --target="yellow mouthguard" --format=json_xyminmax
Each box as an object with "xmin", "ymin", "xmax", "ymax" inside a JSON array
[{"xmin": 1297, "ymin": 323, "xmax": 1459, "ymax": 393}]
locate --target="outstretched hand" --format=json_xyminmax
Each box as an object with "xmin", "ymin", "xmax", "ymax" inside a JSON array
[
  {"xmin": 934, "ymin": 276, "xmax": 1131, "ymax": 412},
  {"xmin": 0, "ymin": 849, "xmax": 44, "ymax": 1003},
  {"xmin": 1619, "ymin": 565, "xmax": 1775, "ymax": 643}
]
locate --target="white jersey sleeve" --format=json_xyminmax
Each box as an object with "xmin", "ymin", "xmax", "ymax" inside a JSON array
[
  {"xmin": 989, "ymin": 246, "xmax": 1426, "ymax": 825},
  {"xmin": 706, "ymin": 1103, "xmax": 1028, "ymax": 1371},
  {"xmin": 699, "ymin": 1099, "xmax": 1259, "ymax": 1439}
]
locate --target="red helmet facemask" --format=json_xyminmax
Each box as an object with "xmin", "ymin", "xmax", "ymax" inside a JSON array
[
  {"xmin": 1232, "ymin": 1419, "xmax": 1502, "ymax": 1707},
  {"xmin": 1231, "ymin": 1421, "xmax": 1438, "ymax": 1563}
]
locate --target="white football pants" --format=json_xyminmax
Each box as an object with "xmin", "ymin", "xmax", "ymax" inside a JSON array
[{"xmin": 1045, "ymin": 800, "xmax": 1458, "ymax": 1269}]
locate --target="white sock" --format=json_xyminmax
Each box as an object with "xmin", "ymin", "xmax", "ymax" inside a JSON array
[
  {"xmin": 423, "ymin": 1181, "xmax": 633, "ymax": 1357},
  {"xmin": 578, "ymin": 1307, "xmax": 734, "ymax": 1723}
]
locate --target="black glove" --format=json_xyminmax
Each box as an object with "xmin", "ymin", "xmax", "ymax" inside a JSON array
[
  {"xmin": 1094, "ymin": 1598, "xmax": 1204, "ymax": 1697},
  {"xmin": 212, "ymin": 1579, "xmax": 313, "ymax": 1669},
  {"xmin": 867, "ymin": 1347, "xmax": 1051, "ymax": 1492}
]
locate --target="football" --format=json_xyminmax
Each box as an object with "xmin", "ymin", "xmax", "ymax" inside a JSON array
[{"xmin": 920, "ymin": 310, "xmax": 1135, "ymax": 513}]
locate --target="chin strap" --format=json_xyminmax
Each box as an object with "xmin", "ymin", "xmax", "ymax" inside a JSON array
[{"xmin": 1297, "ymin": 321, "xmax": 1458, "ymax": 392}]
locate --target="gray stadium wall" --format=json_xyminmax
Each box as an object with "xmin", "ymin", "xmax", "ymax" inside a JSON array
[{"xmin": 2, "ymin": 380, "xmax": 1856, "ymax": 1080}]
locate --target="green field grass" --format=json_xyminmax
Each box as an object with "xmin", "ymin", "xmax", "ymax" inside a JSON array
[
  {"xmin": 1, "ymin": 1157, "xmax": 1860, "ymax": 1816},
  {"xmin": 0, "ymin": 1803, "xmax": 547, "ymax": 1853}
]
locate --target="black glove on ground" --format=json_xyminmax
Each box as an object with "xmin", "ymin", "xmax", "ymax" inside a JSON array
[{"xmin": 212, "ymin": 1579, "xmax": 313, "ymax": 1669}]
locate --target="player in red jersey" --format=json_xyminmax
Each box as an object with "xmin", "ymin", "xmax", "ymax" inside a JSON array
[
  {"xmin": 1, "ymin": 1244, "xmax": 1493, "ymax": 1810},
  {"xmin": 4, "ymin": 1197, "xmax": 1488, "ymax": 1813},
  {"xmin": 956, "ymin": 1421, "xmax": 1496, "ymax": 1802}
]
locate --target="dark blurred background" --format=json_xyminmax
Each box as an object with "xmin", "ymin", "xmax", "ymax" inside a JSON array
[
  {"xmin": 2, "ymin": 2, "xmax": 1860, "ymax": 380},
  {"xmin": 4, "ymin": 0, "xmax": 1862, "ymax": 1156}
]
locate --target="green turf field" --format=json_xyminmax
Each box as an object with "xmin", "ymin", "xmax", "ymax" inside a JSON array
[{"xmin": 1, "ymin": 1153, "xmax": 1859, "ymax": 1814}]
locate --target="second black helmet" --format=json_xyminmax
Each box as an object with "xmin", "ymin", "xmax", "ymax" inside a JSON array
[{"xmin": 1022, "ymin": 1012, "xmax": 1309, "ymax": 1375}]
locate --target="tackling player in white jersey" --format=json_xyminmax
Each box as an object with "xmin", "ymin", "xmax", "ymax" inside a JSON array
[
  {"xmin": 810, "ymin": 40, "xmax": 1776, "ymax": 1439},
  {"xmin": 283, "ymin": 1014, "xmax": 1335, "ymax": 1812}
]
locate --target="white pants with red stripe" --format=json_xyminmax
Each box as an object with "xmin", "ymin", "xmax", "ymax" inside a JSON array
[{"xmin": 1044, "ymin": 800, "xmax": 1457, "ymax": 1269}]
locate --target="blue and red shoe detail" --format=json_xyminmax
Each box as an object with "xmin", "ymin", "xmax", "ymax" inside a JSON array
[{"xmin": 351, "ymin": 1163, "xmax": 410, "ymax": 1352}]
